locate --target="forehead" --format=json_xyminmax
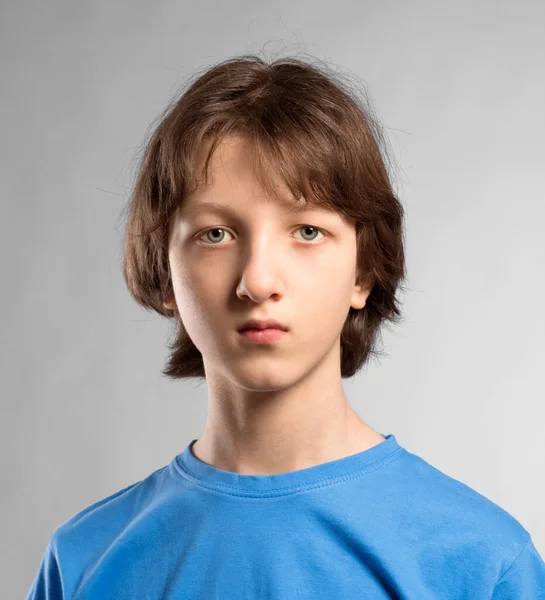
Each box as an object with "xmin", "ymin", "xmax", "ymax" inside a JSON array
[
  {"xmin": 181, "ymin": 135, "xmax": 332, "ymax": 217},
  {"xmin": 193, "ymin": 136, "xmax": 295, "ymax": 196}
]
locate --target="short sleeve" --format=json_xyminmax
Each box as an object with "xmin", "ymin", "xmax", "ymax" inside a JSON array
[
  {"xmin": 492, "ymin": 535, "xmax": 545, "ymax": 599},
  {"xmin": 26, "ymin": 537, "xmax": 64, "ymax": 600}
]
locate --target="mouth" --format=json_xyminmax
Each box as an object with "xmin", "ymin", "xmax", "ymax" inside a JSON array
[
  {"xmin": 238, "ymin": 328, "xmax": 288, "ymax": 344},
  {"xmin": 237, "ymin": 319, "xmax": 289, "ymax": 332}
]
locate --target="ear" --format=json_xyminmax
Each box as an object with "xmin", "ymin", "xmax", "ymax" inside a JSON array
[
  {"xmin": 350, "ymin": 283, "xmax": 372, "ymax": 310},
  {"xmin": 163, "ymin": 291, "xmax": 176, "ymax": 310}
]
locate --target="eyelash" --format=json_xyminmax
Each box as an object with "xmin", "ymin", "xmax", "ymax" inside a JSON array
[{"xmin": 196, "ymin": 225, "xmax": 327, "ymax": 246}]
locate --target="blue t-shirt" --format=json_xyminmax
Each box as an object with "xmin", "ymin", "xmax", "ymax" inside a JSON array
[{"xmin": 27, "ymin": 433, "xmax": 545, "ymax": 599}]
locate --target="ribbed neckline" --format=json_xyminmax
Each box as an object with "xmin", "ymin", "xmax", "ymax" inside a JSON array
[{"xmin": 172, "ymin": 433, "xmax": 404, "ymax": 497}]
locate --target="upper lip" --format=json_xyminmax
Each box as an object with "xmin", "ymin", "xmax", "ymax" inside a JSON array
[{"xmin": 238, "ymin": 318, "xmax": 289, "ymax": 331}]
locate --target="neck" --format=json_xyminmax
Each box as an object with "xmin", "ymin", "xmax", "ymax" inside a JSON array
[{"xmin": 191, "ymin": 393, "xmax": 384, "ymax": 476}]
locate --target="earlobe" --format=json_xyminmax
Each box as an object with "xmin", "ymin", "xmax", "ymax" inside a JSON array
[
  {"xmin": 163, "ymin": 291, "xmax": 176, "ymax": 310},
  {"xmin": 351, "ymin": 284, "xmax": 371, "ymax": 310},
  {"xmin": 351, "ymin": 298, "xmax": 366, "ymax": 310}
]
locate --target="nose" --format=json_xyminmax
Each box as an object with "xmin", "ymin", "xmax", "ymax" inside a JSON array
[{"xmin": 235, "ymin": 241, "xmax": 285, "ymax": 303}]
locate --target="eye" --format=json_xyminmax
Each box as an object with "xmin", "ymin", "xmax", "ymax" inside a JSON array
[
  {"xmin": 293, "ymin": 225, "xmax": 326, "ymax": 243},
  {"xmin": 197, "ymin": 225, "xmax": 326, "ymax": 246},
  {"xmin": 198, "ymin": 228, "xmax": 234, "ymax": 245}
]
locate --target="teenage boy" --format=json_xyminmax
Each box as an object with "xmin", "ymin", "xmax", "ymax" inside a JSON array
[{"xmin": 27, "ymin": 54, "xmax": 545, "ymax": 599}]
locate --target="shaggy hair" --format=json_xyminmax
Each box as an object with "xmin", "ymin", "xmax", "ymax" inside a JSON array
[{"xmin": 121, "ymin": 53, "xmax": 407, "ymax": 380}]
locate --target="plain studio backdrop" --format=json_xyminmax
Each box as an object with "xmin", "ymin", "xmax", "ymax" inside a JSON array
[{"xmin": 1, "ymin": 0, "xmax": 544, "ymax": 596}]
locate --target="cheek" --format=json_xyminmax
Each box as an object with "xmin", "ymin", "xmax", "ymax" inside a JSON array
[
  {"xmin": 171, "ymin": 260, "xmax": 230, "ymax": 326},
  {"xmin": 191, "ymin": 262, "xmax": 232, "ymax": 300},
  {"xmin": 169, "ymin": 269, "xmax": 220, "ymax": 352},
  {"xmin": 297, "ymin": 269, "xmax": 355, "ymax": 329}
]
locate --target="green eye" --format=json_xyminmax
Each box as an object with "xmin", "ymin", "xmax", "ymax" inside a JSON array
[
  {"xmin": 294, "ymin": 225, "xmax": 324, "ymax": 242},
  {"xmin": 197, "ymin": 225, "xmax": 326, "ymax": 245},
  {"xmin": 199, "ymin": 228, "xmax": 233, "ymax": 244}
]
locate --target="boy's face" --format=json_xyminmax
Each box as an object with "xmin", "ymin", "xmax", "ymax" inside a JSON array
[{"xmin": 164, "ymin": 135, "xmax": 370, "ymax": 388}]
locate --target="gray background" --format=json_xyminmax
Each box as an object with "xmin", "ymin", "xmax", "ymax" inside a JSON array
[{"xmin": 2, "ymin": 0, "xmax": 544, "ymax": 596}]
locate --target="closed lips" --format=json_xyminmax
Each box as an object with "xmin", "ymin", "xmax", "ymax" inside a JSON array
[{"xmin": 238, "ymin": 319, "xmax": 289, "ymax": 331}]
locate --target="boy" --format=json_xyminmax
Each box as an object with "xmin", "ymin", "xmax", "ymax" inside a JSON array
[{"xmin": 27, "ymin": 54, "xmax": 545, "ymax": 599}]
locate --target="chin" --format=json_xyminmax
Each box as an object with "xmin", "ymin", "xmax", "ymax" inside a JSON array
[{"xmin": 227, "ymin": 360, "xmax": 299, "ymax": 392}]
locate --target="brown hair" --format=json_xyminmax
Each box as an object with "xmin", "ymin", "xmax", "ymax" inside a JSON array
[{"xmin": 121, "ymin": 53, "xmax": 407, "ymax": 380}]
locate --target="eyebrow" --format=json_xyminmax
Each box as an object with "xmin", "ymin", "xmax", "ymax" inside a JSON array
[
  {"xmin": 182, "ymin": 200, "xmax": 325, "ymax": 218},
  {"xmin": 182, "ymin": 202, "xmax": 241, "ymax": 217}
]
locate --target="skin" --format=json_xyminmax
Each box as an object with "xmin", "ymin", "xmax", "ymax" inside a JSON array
[{"xmin": 163, "ymin": 135, "xmax": 385, "ymax": 476}]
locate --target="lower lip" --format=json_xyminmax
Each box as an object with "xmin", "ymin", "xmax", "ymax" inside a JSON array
[{"xmin": 238, "ymin": 328, "xmax": 287, "ymax": 343}]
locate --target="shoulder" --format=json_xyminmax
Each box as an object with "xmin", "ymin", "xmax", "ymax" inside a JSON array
[
  {"xmin": 399, "ymin": 447, "xmax": 530, "ymax": 536},
  {"xmin": 51, "ymin": 462, "xmax": 171, "ymax": 560},
  {"xmin": 28, "ymin": 462, "xmax": 174, "ymax": 599},
  {"xmin": 395, "ymin": 447, "xmax": 537, "ymax": 579}
]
